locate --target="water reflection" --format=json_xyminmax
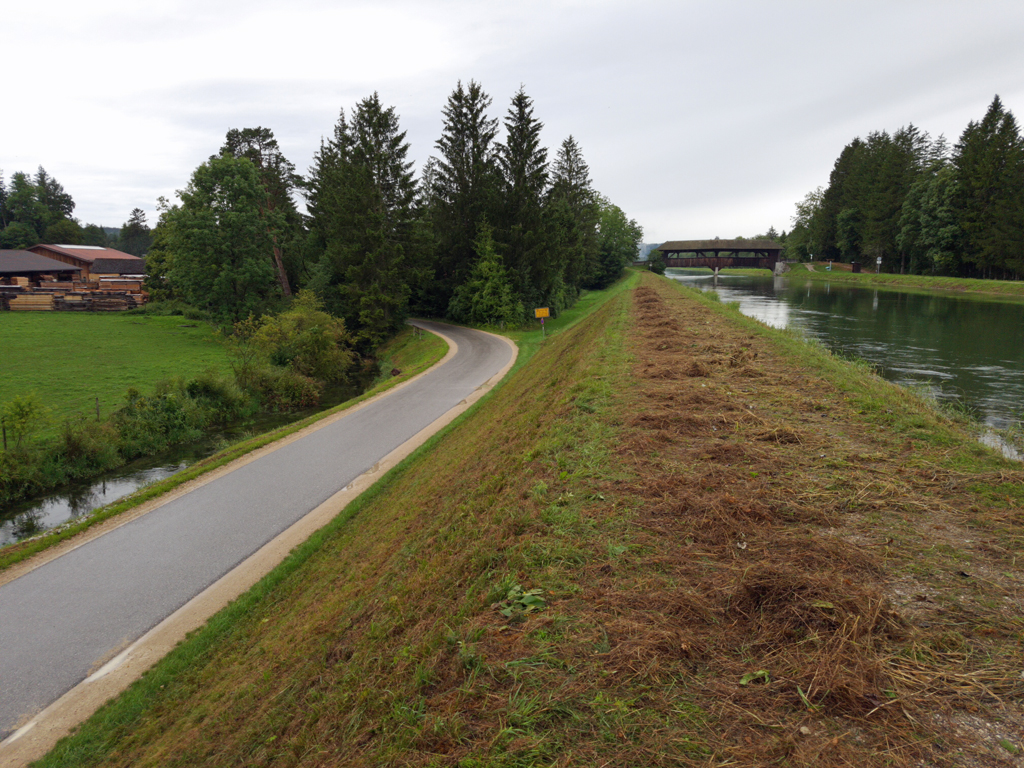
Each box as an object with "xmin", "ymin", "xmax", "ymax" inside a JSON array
[
  {"xmin": 667, "ymin": 271, "xmax": 1024, "ymax": 430},
  {"xmin": 0, "ymin": 378, "xmax": 367, "ymax": 546},
  {"xmin": 0, "ymin": 461, "xmax": 190, "ymax": 548}
]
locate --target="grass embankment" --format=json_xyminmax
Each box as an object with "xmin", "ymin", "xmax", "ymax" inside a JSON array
[
  {"xmin": 0, "ymin": 326, "xmax": 448, "ymax": 573},
  {"xmin": 0, "ymin": 313, "xmax": 230, "ymax": 435},
  {"xmin": 39, "ymin": 273, "xmax": 1024, "ymax": 767},
  {"xmin": 791, "ymin": 263, "xmax": 1024, "ymax": 301}
]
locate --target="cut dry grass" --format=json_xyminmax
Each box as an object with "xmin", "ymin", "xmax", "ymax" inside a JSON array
[{"xmin": 36, "ymin": 273, "xmax": 1024, "ymax": 768}]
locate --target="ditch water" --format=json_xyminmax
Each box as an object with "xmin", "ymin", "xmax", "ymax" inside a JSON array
[
  {"xmin": 666, "ymin": 269, "xmax": 1024, "ymax": 458},
  {"xmin": 0, "ymin": 382, "xmax": 365, "ymax": 547}
]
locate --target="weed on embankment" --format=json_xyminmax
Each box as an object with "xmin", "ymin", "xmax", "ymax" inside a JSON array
[{"xmin": 37, "ymin": 272, "xmax": 1024, "ymax": 767}]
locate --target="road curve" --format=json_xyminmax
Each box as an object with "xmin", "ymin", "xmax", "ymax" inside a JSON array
[{"xmin": 0, "ymin": 321, "xmax": 514, "ymax": 745}]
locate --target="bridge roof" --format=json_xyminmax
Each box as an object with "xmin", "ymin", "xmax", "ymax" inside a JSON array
[{"xmin": 658, "ymin": 239, "xmax": 782, "ymax": 252}]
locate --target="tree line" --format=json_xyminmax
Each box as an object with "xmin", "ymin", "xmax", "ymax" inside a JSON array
[
  {"xmin": 0, "ymin": 168, "xmax": 153, "ymax": 257},
  {"xmin": 785, "ymin": 95, "xmax": 1024, "ymax": 280},
  {"xmin": 147, "ymin": 81, "xmax": 643, "ymax": 347}
]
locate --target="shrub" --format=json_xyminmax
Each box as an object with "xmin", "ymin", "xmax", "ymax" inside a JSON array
[
  {"xmin": 255, "ymin": 292, "xmax": 356, "ymax": 385},
  {"xmin": 1, "ymin": 393, "xmax": 49, "ymax": 451}
]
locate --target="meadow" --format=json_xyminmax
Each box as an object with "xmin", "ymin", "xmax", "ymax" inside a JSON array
[{"xmin": 0, "ymin": 313, "xmax": 230, "ymax": 435}]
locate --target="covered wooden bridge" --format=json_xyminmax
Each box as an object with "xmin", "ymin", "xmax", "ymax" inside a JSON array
[{"xmin": 637, "ymin": 239, "xmax": 784, "ymax": 272}]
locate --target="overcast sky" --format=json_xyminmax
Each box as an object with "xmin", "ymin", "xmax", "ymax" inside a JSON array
[{"xmin": 4, "ymin": 0, "xmax": 1024, "ymax": 244}]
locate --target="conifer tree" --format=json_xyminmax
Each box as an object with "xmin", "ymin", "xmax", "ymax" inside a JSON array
[
  {"xmin": 547, "ymin": 135, "xmax": 599, "ymax": 291},
  {"xmin": 447, "ymin": 222, "xmax": 521, "ymax": 326},
  {"xmin": 306, "ymin": 94, "xmax": 419, "ymax": 348},
  {"xmin": 118, "ymin": 208, "xmax": 152, "ymax": 256},
  {"xmin": 495, "ymin": 87, "xmax": 549, "ymax": 306},
  {"xmin": 952, "ymin": 95, "xmax": 1024, "ymax": 278},
  {"xmin": 430, "ymin": 80, "xmax": 500, "ymax": 306}
]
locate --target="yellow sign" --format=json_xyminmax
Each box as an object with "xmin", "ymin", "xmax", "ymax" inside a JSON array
[{"xmin": 534, "ymin": 307, "xmax": 550, "ymax": 319}]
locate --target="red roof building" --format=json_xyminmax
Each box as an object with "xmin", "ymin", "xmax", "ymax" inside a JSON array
[{"xmin": 27, "ymin": 244, "xmax": 146, "ymax": 281}]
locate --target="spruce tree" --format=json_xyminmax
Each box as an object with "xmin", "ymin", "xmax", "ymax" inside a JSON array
[
  {"xmin": 495, "ymin": 87, "xmax": 549, "ymax": 307},
  {"xmin": 430, "ymin": 80, "xmax": 500, "ymax": 307},
  {"xmin": 306, "ymin": 94, "xmax": 419, "ymax": 348},
  {"xmin": 118, "ymin": 208, "xmax": 152, "ymax": 257},
  {"xmin": 547, "ymin": 136, "xmax": 599, "ymax": 292},
  {"xmin": 952, "ymin": 96, "xmax": 1024, "ymax": 278}
]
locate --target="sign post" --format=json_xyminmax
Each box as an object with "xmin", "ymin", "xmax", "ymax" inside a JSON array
[
  {"xmin": 534, "ymin": 307, "xmax": 550, "ymax": 339},
  {"xmin": 876, "ymin": 256, "xmax": 882, "ymax": 274}
]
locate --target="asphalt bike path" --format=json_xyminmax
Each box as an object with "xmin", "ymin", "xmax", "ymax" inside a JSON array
[{"xmin": 0, "ymin": 321, "xmax": 514, "ymax": 748}]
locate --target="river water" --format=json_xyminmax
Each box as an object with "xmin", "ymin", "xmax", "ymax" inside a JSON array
[
  {"xmin": 666, "ymin": 270, "xmax": 1024, "ymax": 438},
  {"xmin": 0, "ymin": 383, "xmax": 365, "ymax": 547}
]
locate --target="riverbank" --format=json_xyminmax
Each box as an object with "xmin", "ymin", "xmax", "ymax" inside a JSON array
[
  {"xmin": 0, "ymin": 325, "xmax": 448, "ymax": 572},
  {"xmin": 34, "ymin": 272, "xmax": 1023, "ymax": 767},
  {"xmin": 789, "ymin": 263, "xmax": 1024, "ymax": 301}
]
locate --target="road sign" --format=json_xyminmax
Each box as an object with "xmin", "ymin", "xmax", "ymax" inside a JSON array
[{"xmin": 534, "ymin": 307, "xmax": 550, "ymax": 319}]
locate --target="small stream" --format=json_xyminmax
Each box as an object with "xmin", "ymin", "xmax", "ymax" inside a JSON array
[{"xmin": 0, "ymin": 383, "xmax": 365, "ymax": 547}]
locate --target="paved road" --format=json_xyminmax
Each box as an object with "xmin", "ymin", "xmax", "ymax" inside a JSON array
[{"xmin": 0, "ymin": 322, "xmax": 513, "ymax": 740}]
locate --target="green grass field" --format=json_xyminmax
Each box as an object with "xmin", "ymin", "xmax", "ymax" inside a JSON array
[{"xmin": 0, "ymin": 313, "xmax": 230, "ymax": 435}]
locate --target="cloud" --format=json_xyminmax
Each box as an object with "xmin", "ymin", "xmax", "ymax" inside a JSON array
[{"xmin": 4, "ymin": 0, "xmax": 1024, "ymax": 238}]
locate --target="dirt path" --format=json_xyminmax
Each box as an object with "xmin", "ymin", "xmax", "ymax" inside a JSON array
[{"xmin": 617, "ymin": 274, "xmax": 1024, "ymax": 765}]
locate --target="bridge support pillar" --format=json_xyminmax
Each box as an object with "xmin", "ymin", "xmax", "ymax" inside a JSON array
[{"xmin": 713, "ymin": 267, "xmax": 720, "ymax": 276}]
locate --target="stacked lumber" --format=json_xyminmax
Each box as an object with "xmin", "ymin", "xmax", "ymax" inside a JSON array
[
  {"xmin": 9, "ymin": 294, "xmax": 55, "ymax": 311},
  {"xmin": 90, "ymin": 296, "xmax": 132, "ymax": 311},
  {"xmin": 13, "ymin": 277, "xmax": 30, "ymax": 288},
  {"xmin": 99, "ymin": 279, "xmax": 143, "ymax": 291}
]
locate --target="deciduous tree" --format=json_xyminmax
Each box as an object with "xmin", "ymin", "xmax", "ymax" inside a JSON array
[
  {"xmin": 220, "ymin": 127, "xmax": 301, "ymax": 295},
  {"xmin": 165, "ymin": 154, "xmax": 283, "ymax": 320}
]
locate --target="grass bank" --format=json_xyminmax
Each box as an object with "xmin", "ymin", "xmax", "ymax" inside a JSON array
[
  {"xmin": 36, "ymin": 274, "xmax": 1024, "ymax": 767},
  {"xmin": 0, "ymin": 313, "xmax": 230, "ymax": 435},
  {"xmin": 789, "ymin": 263, "xmax": 1024, "ymax": 301},
  {"xmin": 0, "ymin": 325, "xmax": 447, "ymax": 573}
]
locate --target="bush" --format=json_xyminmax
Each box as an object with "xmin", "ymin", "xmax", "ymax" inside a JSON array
[
  {"xmin": 246, "ymin": 365, "xmax": 322, "ymax": 410},
  {"xmin": 1, "ymin": 393, "xmax": 49, "ymax": 451},
  {"xmin": 255, "ymin": 292, "xmax": 356, "ymax": 385}
]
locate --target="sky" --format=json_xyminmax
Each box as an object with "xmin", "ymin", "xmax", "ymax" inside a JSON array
[{"xmin": 4, "ymin": 0, "xmax": 1024, "ymax": 244}]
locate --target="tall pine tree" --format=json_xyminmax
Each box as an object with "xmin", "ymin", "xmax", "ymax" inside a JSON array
[
  {"xmin": 429, "ymin": 80, "xmax": 500, "ymax": 308},
  {"xmin": 952, "ymin": 95, "xmax": 1024, "ymax": 278},
  {"xmin": 495, "ymin": 87, "xmax": 549, "ymax": 307},
  {"xmin": 306, "ymin": 94, "xmax": 419, "ymax": 348},
  {"xmin": 547, "ymin": 135, "xmax": 599, "ymax": 292}
]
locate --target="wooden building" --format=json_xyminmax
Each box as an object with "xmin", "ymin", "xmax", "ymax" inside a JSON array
[
  {"xmin": 27, "ymin": 244, "xmax": 146, "ymax": 282},
  {"xmin": 0, "ymin": 249, "xmax": 147, "ymax": 311}
]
